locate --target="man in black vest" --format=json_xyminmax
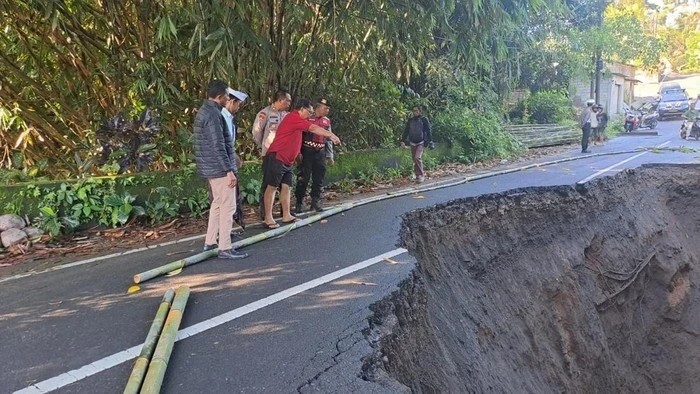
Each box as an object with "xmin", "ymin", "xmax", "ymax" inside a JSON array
[{"xmin": 295, "ymin": 98, "xmax": 334, "ymax": 213}]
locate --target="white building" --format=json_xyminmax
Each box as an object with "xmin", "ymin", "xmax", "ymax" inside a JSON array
[{"xmin": 569, "ymin": 62, "xmax": 637, "ymax": 116}]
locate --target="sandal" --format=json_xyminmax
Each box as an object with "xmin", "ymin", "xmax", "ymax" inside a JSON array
[
  {"xmin": 264, "ymin": 222, "xmax": 281, "ymax": 229},
  {"xmin": 282, "ymin": 217, "xmax": 300, "ymax": 224}
]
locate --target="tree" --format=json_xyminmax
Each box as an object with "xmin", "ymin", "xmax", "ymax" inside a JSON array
[{"xmin": 0, "ymin": 0, "xmax": 567, "ymax": 177}]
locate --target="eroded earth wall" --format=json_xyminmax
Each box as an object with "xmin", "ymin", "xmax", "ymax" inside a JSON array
[{"xmin": 363, "ymin": 164, "xmax": 700, "ymax": 393}]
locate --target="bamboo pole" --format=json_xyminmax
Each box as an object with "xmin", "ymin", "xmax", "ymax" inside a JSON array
[
  {"xmin": 133, "ymin": 251, "xmax": 217, "ymax": 284},
  {"xmin": 133, "ymin": 203, "xmax": 354, "ymax": 284},
  {"xmin": 123, "ymin": 288, "xmax": 176, "ymax": 394},
  {"xmin": 140, "ymin": 286, "xmax": 191, "ymax": 394}
]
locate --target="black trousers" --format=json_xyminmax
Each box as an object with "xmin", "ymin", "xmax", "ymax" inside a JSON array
[
  {"xmin": 295, "ymin": 146, "xmax": 326, "ymax": 203},
  {"xmin": 581, "ymin": 124, "xmax": 591, "ymax": 152}
]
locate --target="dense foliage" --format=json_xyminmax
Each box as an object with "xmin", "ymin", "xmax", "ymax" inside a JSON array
[
  {"xmin": 525, "ymin": 91, "xmax": 574, "ymax": 124},
  {"xmin": 0, "ymin": 0, "xmax": 560, "ymax": 179}
]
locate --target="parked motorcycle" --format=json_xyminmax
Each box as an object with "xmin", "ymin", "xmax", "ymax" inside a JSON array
[
  {"xmin": 624, "ymin": 104, "xmax": 659, "ymax": 132},
  {"xmin": 680, "ymin": 119, "xmax": 689, "ymax": 139},
  {"xmin": 681, "ymin": 115, "xmax": 700, "ymax": 140},
  {"xmin": 624, "ymin": 111, "xmax": 637, "ymax": 132}
]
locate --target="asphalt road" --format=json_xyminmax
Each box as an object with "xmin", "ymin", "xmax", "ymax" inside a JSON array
[{"xmin": 1, "ymin": 118, "xmax": 696, "ymax": 394}]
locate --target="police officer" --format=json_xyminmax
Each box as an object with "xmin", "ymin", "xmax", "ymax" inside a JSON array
[
  {"xmin": 295, "ymin": 98, "xmax": 334, "ymax": 213},
  {"xmin": 252, "ymin": 90, "xmax": 292, "ymax": 219}
]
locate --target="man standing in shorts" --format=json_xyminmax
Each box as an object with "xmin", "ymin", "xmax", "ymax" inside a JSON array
[
  {"xmin": 262, "ymin": 99, "xmax": 340, "ymax": 228},
  {"xmin": 252, "ymin": 90, "xmax": 292, "ymax": 219}
]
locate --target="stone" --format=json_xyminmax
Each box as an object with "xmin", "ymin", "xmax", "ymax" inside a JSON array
[
  {"xmin": 23, "ymin": 226, "xmax": 43, "ymax": 240},
  {"xmin": 1, "ymin": 228, "xmax": 28, "ymax": 247},
  {"xmin": 0, "ymin": 214, "xmax": 25, "ymax": 231}
]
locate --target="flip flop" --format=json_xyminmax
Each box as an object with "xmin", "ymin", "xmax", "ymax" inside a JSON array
[
  {"xmin": 282, "ymin": 217, "xmax": 300, "ymax": 224},
  {"xmin": 264, "ymin": 222, "xmax": 280, "ymax": 229}
]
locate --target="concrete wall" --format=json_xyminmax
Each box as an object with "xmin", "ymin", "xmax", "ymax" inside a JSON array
[{"xmin": 570, "ymin": 62, "xmax": 636, "ymax": 117}]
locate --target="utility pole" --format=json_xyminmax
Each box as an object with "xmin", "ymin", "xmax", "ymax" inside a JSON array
[{"xmin": 593, "ymin": 0, "xmax": 605, "ymax": 105}]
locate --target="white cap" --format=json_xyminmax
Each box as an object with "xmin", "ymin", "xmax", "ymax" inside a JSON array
[
  {"xmin": 585, "ymin": 99, "xmax": 595, "ymax": 105},
  {"xmin": 226, "ymin": 88, "xmax": 248, "ymax": 102}
]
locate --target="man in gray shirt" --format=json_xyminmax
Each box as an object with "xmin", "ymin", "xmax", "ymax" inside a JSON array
[
  {"xmin": 252, "ymin": 90, "xmax": 292, "ymax": 155},
  {"xmin": 579, "ymin": 99, "xmax": 595, "ymax": 153}
]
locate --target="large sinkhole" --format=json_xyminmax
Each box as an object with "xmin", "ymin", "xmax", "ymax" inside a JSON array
[{"xmin": 362, "ymin": 164, "xmax": 700, "ymax": 393}]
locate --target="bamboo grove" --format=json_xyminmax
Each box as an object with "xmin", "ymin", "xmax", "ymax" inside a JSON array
[{"xmin": 0, "ymin": 0, "xmax": 636, "ymax": 178}]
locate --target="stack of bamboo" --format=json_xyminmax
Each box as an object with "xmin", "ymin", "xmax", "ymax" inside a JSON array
[
  {"xmin": 506, "ymin": 124, "xmax": 579, "ymax": 148},
  {"xmin": 124, "ymin": 286, "xmax": 190, "ymax": 394}
]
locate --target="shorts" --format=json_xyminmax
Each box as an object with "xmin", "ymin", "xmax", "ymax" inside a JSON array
[{"xmin": 263, "ymin": 153, "xmax": 293, "ymax": 188}]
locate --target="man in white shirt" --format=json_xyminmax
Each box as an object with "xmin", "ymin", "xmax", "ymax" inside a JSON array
[
  {"xmin": 218, "ymin": 88, "xmax": 247, "ymax": 229},
  {"xmin": 222, "ymin": 88, "xmax": 248, "ymax": 148}
]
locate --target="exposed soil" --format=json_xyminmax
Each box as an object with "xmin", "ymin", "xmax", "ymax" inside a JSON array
[{"xmin": 363, "ymin": 164, "xmax": 700, "ymax": 393}]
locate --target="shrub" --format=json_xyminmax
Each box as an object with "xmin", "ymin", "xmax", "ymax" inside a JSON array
[
  {"xmin": 507, "ymin": 99, "xmax": 528, "ymax": 124},
  {"xmin": 525, "ymin": 90, "xmax": 574, "ymax": 124},
  {"xmin": 432, "ymin": 108, "xmax": 524, "ymax": 161},
  {"xmin": 95, "ymin": 109, "xmax": 160, "ymax": 174}
]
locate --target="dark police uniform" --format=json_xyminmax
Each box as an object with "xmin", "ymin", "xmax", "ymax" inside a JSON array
[{"xmin": 295, "ymin": 109, "xmax": 332, "ymax": 212}]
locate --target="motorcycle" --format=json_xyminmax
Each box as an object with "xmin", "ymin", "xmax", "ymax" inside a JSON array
[
  {"xmin": 681, "ymin": 115, "xmax": 700, "ymax": 140},
  {"xmin": 624, "ymin": 111, "xmax": 637, "ymax": 132},
  {"xmin": 624, "ymin": 109, "xmax": 659, "ymax": 132}
]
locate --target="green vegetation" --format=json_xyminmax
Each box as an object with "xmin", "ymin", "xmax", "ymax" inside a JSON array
[
  {"xmin": 0, "ymin": 0, "xmax": 559, "ymax": 178},
  {"xmin": 0, "ymin": 0, "xmax": 674, "ymax": 238},
  {"xmin": 524, "ymin": 91, "xmax": 575, "ymax": 125}
]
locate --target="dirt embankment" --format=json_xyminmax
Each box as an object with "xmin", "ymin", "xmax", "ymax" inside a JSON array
[{"xmin": 363, "ymin": 164, "xmax": 700, "ymax": 393}]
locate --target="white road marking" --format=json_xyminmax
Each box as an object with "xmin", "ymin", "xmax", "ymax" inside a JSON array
[
  {"xmin": 0, "ymin": 233, "xmax": 206, "ymax": 284},
  {"xmin": 13, "ymin": 248, "xmax": 408, "ymax": 394},
  {"xmin": 577, "ymin": 141, "xmax": 671, "ymax": 184}
]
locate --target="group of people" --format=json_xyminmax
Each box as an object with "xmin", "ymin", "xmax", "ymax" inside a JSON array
[
  {"xmin": 193, "ymin": 80, "xmax": 340, "ymax": 259},
  {"xmin": 579, "ymin": 99, "xmax": 609, "ymax": 153},
  {"xmin": 192, "ymin": 81, "xmax": 437, "ymax": 259},
  {"xmin": 250, "ymin": 93, "xmax": 338, "ymax": 220}
]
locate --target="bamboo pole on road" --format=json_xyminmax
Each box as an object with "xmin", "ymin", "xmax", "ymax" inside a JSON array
[
  {"xmin": 133, "ymin": 203, "xmax": 354, "ymax": 284},
  {"xmin": 123, "ymin": 288, "xmax": 176, "ymax": 394},
  {"xmin": 140, "ymin": 286, "xmax": 190, "ymax": 394}
]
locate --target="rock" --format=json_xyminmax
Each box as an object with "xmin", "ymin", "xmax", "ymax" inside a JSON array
[
  {"xmin": 23, "ymin": 226, "xmax": 43, "ymax": 240},
  {"xmin": 0, "ymin": 214, "xmax": 25, "ymax": 231},
  {"xmin": 1, "ymin": 228, "xmax": 28, "ymax": 247}
]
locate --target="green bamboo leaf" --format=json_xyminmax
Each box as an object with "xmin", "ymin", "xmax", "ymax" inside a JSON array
[
  {"xmin": 168, "ymin": 16, "xmax": 177, "ymax": 38},
  {"xmin": 209, "ymin": 41, "xmax": 223, "ymax": 61}
]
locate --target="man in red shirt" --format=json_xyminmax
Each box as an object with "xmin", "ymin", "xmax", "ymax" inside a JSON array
[{"xmin": 262, "ymin": 98, "xmax": 340, "ymax": 228}]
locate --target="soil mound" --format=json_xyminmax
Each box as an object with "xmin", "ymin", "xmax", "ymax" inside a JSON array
[{"xmin": 363, "ymin": 164, "xmax": 700, "ymax": 393}]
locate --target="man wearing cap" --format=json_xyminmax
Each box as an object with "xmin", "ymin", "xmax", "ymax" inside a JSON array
[
  {"xmin": 222, "ymin": 88, "xmax": 248, "ymax": 150},
  {"xmin": 193, "ymin": 80, "xmax": 248, "ymax": 260},
  {"xmin": 252, "ymin": 90, "xmax": 292, "ymax": 219},
  {"xmin": 579, "ymin": 99, "xmax": 595, "ymax": 153},
  {"xmin": 262, "ymin": 99, "xmax": 340, "ymax": 229},
  {"xmin": 221, "ymin": 88, "xmax": 248, "ymax": 229},
  {"xmin": 295, "ymin": 98, "xmax": 334, "ymax": 213}
]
